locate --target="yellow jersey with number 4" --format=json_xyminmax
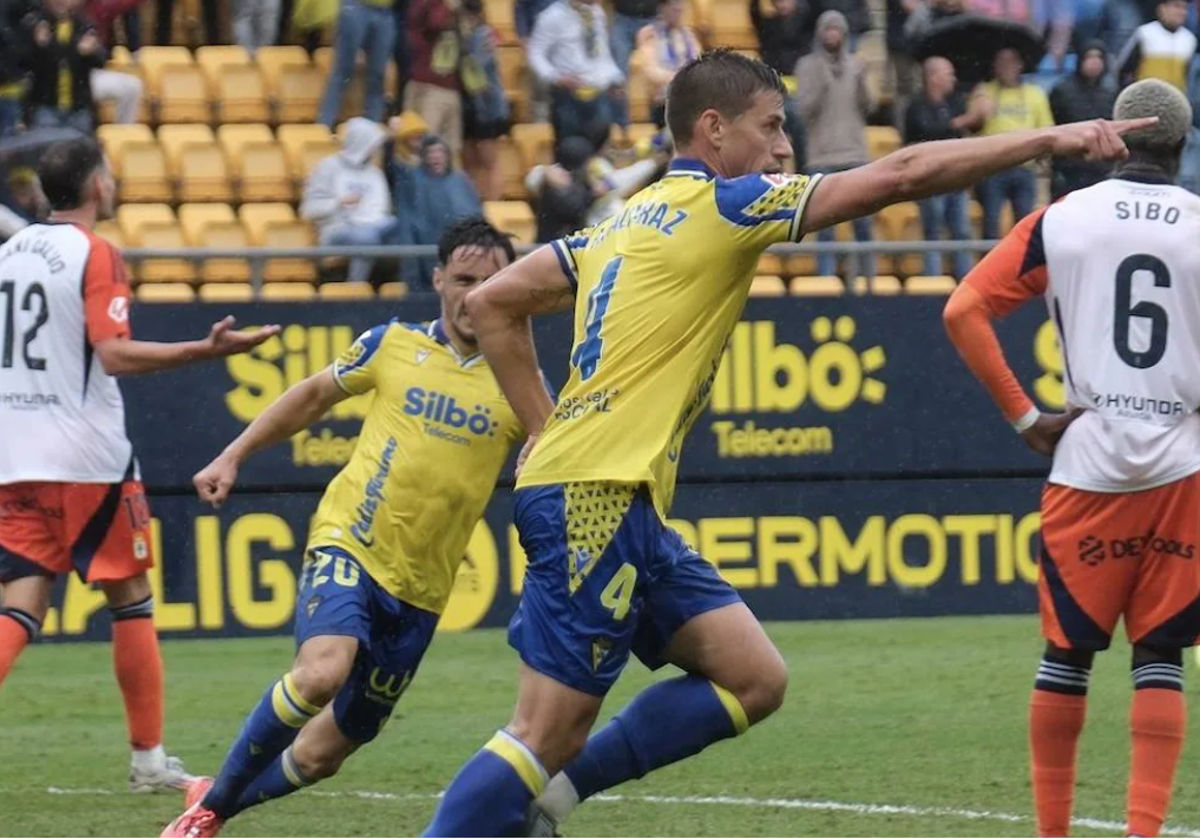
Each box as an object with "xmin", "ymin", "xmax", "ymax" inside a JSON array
[
  {"xmin": 517, "ymin": 159, "xmax": 823, "ymax": 515},
  {"xmin": 307, "ymin": 319, "xmax": 524, "ymax": 614}
]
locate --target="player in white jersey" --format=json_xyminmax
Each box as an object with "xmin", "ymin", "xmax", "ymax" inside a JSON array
[
  {"xmin": 0, "ymin": 138, "xmax": 278, "ymax": 793},
  {"xmin": 945, "ymin": 80, "xmax": 1198, "ymax": 838}
]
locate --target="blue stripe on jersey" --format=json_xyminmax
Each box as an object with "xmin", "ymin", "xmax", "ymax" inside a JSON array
[
  {"xmin": 552, "ymin": 240, "xmax": 578, "ymax": 290},
  {"xmin": 335, "ymin": 322, "xmax": 391, "ymax": 382},
  {"xmin": 714, "ymin": 173, "xmax": 805, "ymax": 227}
]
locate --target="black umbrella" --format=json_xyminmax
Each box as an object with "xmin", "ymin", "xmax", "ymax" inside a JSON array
[
  {"xmin": 0, "ymin": 126, "xmax": 86, "ymax": 171},
  {"xmin": 912, "ymin": 15, "xmax": 1046, "ymax": 87}
]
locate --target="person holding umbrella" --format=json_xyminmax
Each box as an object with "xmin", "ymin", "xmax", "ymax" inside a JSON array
[{"xmin": 963, "ymin": 46, "xmax": 1052, "ymax": 238}]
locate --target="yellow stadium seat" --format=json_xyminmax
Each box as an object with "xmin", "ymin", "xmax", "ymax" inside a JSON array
[
  {"xmin": 157, "ymin": 65, "xmax": 211, "ymax": 123},
  {"xmin": 239, "ymin": 143, "xmax": 293, "ymax": 203},
  {"xmin": 757, "ymin": 252, "xmax": 782, "ymax": 276},
  {"xmin": 196, "ymin": 45, "xmax": 251, "ymax": 92},
  {"xmin": 497, "ymin": 138, "xmax": 527, "ymax": 200},
  {"xmin": 278, "ymin": 124, "xmax": 334, "ymax": 172},
  {"xmin": 314, "ymin": 47, "xmax": 334, "ymax": 78},
  {"xmin": 257, "ymin": 46, "xmax": 311, "ymax": 94},
  {"xmin": 621, "ymin": 122, "xmax": 659, "ymax": 149},
  {"xmin": 94, "ymin": 219, "xmax": 126, "ymax": 248},
  {"xmin": 109, "ymin": 45, "xmax": 132, "ymax": 66},
  {"xmin": 217, "ymin": 124, "xmax": 275, "ymax": 174},
  {"xmin": 262, "ymin": 221, "xmax": 318, "ymax": 283},
  {"xmin": 318, "ymin": 282, "xmax": 375, "ymax": 300},
  {"xmin": 709, "ymin": 0, "xmax": 755, "ymax": 48},
  {"xmin": 378, "ymin": 281, "xmax": 408, "ymax": 299},
  {"xmin": 137, "ymin": 46, "xmax": 193, "ymax": 97},
  {"xmin": 626, "ymin": 67, "xmax": 651, "ymax": 124},
  {"xmin": 117, "ymin": 142, "xmax": 173, "ymax": 203},
  {"xmin": 178, "ymin": 203, "xmax": 237, "ymax": 244},
  {"xmin": 137, "ymin": 222, "xmax": 195, "ymax": 283},
  {"xmin": 510, "ymin": 123, "xmax": 554, "ymax": 171},
  {"xmin": 215, "ymin": 65, "xmax": 269, "ymax": 124},
  {"xmin": 177, "ymin": 144, "xmax": 234, "ymax": 203},
  {"xmin": 483, "ymin": 200, "xmax": 536, "ymax": 244},
  {"xmin": 496, "ymin": 45, "xmax": 525, "ymax": 95},
  {"xmin": 295, "ymin": 139, "xmax": 340, "ymax": 183},
  {"xmin": 750, "ymin": 275, "xmax": 786, "ymax": 297},
  {"xmin": 485, "ymin": 0, "xmax": 515, "ymax": 42},
  {"xmin": 198, "ymin": 222, "xmax": 252, "ymax": 283},
  {"xmin": 906, "ymin": 275, "xmax": 958, "ymax": 295},
  {"xmin": 850, "ymin": 275, "xmax": 902, "ymax": 295},
  {"xmin": 240, "ymin": 202, "xmax": 296, "ymax": 244},
  {"xmin": 276, "ymin": 64, "xmax": 325, "ymax": 124},
  {"xmin": 789, "ymin": 276, "xmax": 845, "ymax": 296},
  {"xmin": 118, "ymin": 203, "xmax": 176, "ymax": 244},
  {"xmin": 968, "ymin": 199, "xmax": 984, "ymax": 238},
  {"xmin": 783, "ymin": 253, "xmax": 818, "ymax": 279},
  {"xmin": 157, "ymin": 123, "xmax": 216, "ymax": 171},
  {"xmin": 877, "ymin": 201, "xmax": 922, "ymax": 275},
  {"xmin": 136, "ymin": 282, "xmax": 196, "ymax": 302},
  {"xmin": 866, "ymin": 125, "xmax": 902, "ymax": 161},
  {"xmin": 98, "ymin": 125, "xmax": 153, "ymax": 175},
  {"xmin": 262, "ymin": 282, "xmax": 317, "ymax": 301},
  {"xmin": 199, "ymin": 283, "xmax": 254, "ymax": 302}
]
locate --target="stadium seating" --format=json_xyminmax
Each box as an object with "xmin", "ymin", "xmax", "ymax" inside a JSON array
[
  {"xmin": 94, "ymin": 219, "xmax": 126, "ymax": 249},
  {"xmin": 199, "ymin": 283, "xmax": 254, "ymax": 301},
  {"xmin": 197, "ymin": 221, "xmax": 252, "ymax": 282},
  {"xmin": 118, "ymin": 203, "xmax": 176, "ymax": 243},
  {"xmin": 511, "ymin": 123, "xmax": 554, "ymax": 171},
  {"xmin": 196, "ymin": 45, "xmax": 251, "ymax": 92},
  {"xmin": 866, "ymin": 126, "xmax": 902, "ymax": 161},
  {"xmin": 256, "ymin": 45, "xmax": 311, "ymax": 94},
  {"xmin": 378, "ymin": 281, "xmax": 409, "ymax": 299},
  {"xmin": 238, "ymin": 144, "xmax": 294, "ymax": 203},
  {"xmin": 790, "ymin": 276, "xmax": 845, "ymax": 296},
  {"xmin": 136, "ymin": 282, "xmax": 196, "ymax": 302},
  {"xmin": 906, "ymin": 275, "xmax": 958, "ymax": 295},
  {"xmin": 483, "ymin": 200, "xmax": 536, "ymax": 244},
  {"xmin": 137, "ymin": 222, "xmax": 195, "ymax": 283},
  {"xmin": 318, "ymin": 282, "xmax": 375, "ymax": 300},
  {"xmin": 278, "ymin": 124, "xmax": 334, "ymax": 173},
  {"xmin": 239, "ymin": 203, "xmax": 297, "ymax": 244},
  {"xmin": 158, "ymin": 123, "xmax": 216, "ymax": 171},
  {"xmin": 215, "ymin": 65, "xmax": 270, "ymax": 123},
  {"xmin": 750, "ymin": 276, "xmax": 786, "ymax": 297},
  {"xmin": 851, "ymin": 275, "xmax": 902, "ymax": 295},
  {"xmin": 217, "ymin": 123, "xmax": 274, "ymax": 169},
  {"xmin": 179, "ymin": 202, "xmax": 237, "ymax": 243},
  {"xmin": 497, "ymin": 138, "xmax": 527, "ymax": 200},
  {"xmin": 157, "ymin": 65, "xmax": 210, "ymax": 123},
  {"xmin": 262, "ymin": 282, "xmax": 317, "ymax": 301},
  {"xmin": 97, "ymin": 125, "xmax": 154, "ymax": 176},
  {"xmin": 117, "ymin": 142, "xmax": 173, "ymax": 203},
  {"xmin": 261, "ymin": 221, "xmax": 318, "ymax": 283},
  {"xmin": 137, "ymin": 46, "xmax": 194, "ymax": 97},
  {"xmin": 176, "ymin": 143, "xmax": 234, "ymax": 203},
  {"xmin": 276, "ymin": 64, "xmax": 325, "ymax": 124}
]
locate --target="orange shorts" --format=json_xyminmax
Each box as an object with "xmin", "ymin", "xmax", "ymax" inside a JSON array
[
  {"xmin": 1039, "ymin": 473, "xmax": 1200, "ymax": 651},
  {"xmin": 0, "ymin": 480, "xmax": 155, "ymax": 584}
]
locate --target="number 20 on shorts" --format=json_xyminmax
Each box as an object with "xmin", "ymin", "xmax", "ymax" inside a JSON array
[{"xmin": 303, "ymin": 551, "xmax": 361, "ymax": 590}]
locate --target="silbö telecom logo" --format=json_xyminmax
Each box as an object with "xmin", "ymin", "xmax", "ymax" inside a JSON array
[{"xmin": 404, "ymin": 387, "xmax": 497, "ymax": 444}]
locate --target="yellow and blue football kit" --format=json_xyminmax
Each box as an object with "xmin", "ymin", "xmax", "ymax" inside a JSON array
[
  {"xmin": 295, "ymin": 318, "xmax": 523, "ymax": 739},
  {"xmin": 510, "ymin": 159, "xmax": 823, "ymax": 695}
]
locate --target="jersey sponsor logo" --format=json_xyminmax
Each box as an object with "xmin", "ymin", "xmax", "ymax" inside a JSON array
[
  {"xmin": 350, "ymin": 437, "xmax": 398, "ymax": 548},
  {"xmin": 404, "ymin": 387, "xmax": 497, "ymax": 443},
  {"xmin": 0, "ymin": 390, "xmax": 61, "ymax": 409},
  {"xmin": 1077, "ymin": 531, "xmax": 1196, "ymax": 564},
  {"xmin": 365, "ymin": 667, "xmax": 412, "ymax": 705},
  {"xmin": 108, "ymin": 296, "xmax": 129, "ymax": 323},
  {"xmin": 1091, "ymin": 392, "xmax": 1188, "ymax": 420}
]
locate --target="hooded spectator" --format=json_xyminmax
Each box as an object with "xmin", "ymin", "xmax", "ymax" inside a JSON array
[
  {"xmin": 795, "ymin": 9, "xmax": 875, "ymax": 278},
  {"xmin": 24, "ymin": 0, "xmax": 107, "ymax": 133},
  {"xmin": 395, "ymin": 134, "xmax": 483, "ymax": 285},
  {"xmin": 301, "ymin": 117, "xmax": 402, "ymax": 284},
  {"xmin": 1049, "ymin": 40, "xmax": 1116, "ymax": 198},
  {"xmin": 803, "ymin": 0, "xmax": 870, "ymax": 48}
]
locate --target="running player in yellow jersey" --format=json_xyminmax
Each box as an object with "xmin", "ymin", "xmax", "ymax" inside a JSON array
[
  {"xmin": 422, "ymin": 50, "xmax": 1155, "ymax": 838},
  {"xmin": 161, "ymin": 220, "xmax": 534, "ymax": 839}
]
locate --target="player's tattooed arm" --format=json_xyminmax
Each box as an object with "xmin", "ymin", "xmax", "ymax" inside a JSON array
[{"xmin": 467, "ymin": 246, "xmax": 572, "ymax": 438}]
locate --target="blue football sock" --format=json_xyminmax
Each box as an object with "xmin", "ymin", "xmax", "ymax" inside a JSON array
[
  {"xmin": 227, "ymin": 745, "xmax": 315, "ymax": 817},
  {"xmin": 563, "ymin": 676, "xmax": 748, "ymax": 802},
  {"xmin": 203, "ymin": 673, "xmax": 324, "ymax": 818},
  {"xmin": 424, "ymin": 730, "xmax": 548, "ymax": 837}
]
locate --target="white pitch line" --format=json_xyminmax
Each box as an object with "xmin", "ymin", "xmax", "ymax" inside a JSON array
[{"xmin": 35, "ymin": 786, "xmax": 1200, "ymax": 837}]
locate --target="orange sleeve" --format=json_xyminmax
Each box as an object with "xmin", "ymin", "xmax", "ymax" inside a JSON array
[
  {"xmin": 82, "ymin": 235, "xmax": 132, "ymax": 345},
  {"xmin": 943, "ymin": 209, "xmax": 1049, "ymax": 426}
]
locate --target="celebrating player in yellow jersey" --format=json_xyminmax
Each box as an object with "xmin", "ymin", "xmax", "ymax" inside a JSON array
[
  {"xmin": 162, "ymin": 220, "xmax": 532, "ymax": 839},
  {"xmin": 422, "ymin": 50, "xmax": 1157, "ymax": 837}
]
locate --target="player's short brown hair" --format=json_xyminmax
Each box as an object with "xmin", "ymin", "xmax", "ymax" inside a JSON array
[
  {"xmin": 666, "ymin": 48, "xmax": 787, "ymax": 146},
  {"xmin": 37, "ymin": 137, "xmax": 105, "ymax": 211}
]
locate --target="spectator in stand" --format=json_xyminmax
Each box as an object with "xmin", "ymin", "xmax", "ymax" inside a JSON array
[
  {"xmin": 155, "ymin": 0, "xmax": 218, "ymax": 45},
  {"xmin": 966, "ymin": 0, "xmax": 1028, "ymax": 21},
  {"xmin": 795, "ymin": 10, "xmax": 875, "ymax": 278},
  {"xmin": 0, "ymin": 0, "xmax": 33, "ymax": 136},
  {"xmin": 1031, "ymin": 0, "xmax": 1073, "ymax": 67},
  {"xmin": 963, "ymin": 47, "xmax": 1052, "ymax": 238},
  {"xmin": 460, "ymin": 0, "xmax": 509, "ymax": 200},
  {"xmin": 635, "ymin": 0, "xmax": 700, "ymax": 127},
  {"xmin": 609, "ymin": 0, "xmax": 656, "ymax": 97},
  {"xmin": 301, "ymin": 118, "xmax": 403, "ymax": 284},
  {"xmin": 394, "ymin": 135, "xmax": 482, "ymax": 286},
  {"xmin": 85, "ymin": 0, "xmax": 146, "ymax": 124},
  {"xmin": 394, "ymin": 0, "xmax": 411, "ymax": 101},
  {"xmin": 528, "ymin": 0, "xmax": 624, "ymax": 147},
  {"xmin": 528, "ymin": 135, "xmax": 602, "ymax": 242},
  {"xmin": 406, "ymin": 0, "xmax": 464, "ymax": 160},
  {"xmin": 1117, "ymin": 0, "xmax": 1195, "ymax": 92},
  {"xmin": 24, "ymin": 0, "xmax": 106, "ymax": 133},
  {"xmin": 886, "ymin": 0, "xmax": 918, "ymax": 124},
  {"xmin": 0, "ymin": 168, "xmax": 46, "ymax": 243},
  {"xmin": 1048, "ymin": 40, "xmax": 1115, "ymax": 198},
  {"xmin": 515, "ymin": 0, "xmax": 557, "ymax": 121},
  {"xmin": 318, "ymin": 0, "xmax": 396, "ymax": 125},
  {"xmin": 903, "ymin": 0, "xmax": 964, "ymax": 50},
  {"xmin": 904, "ymin": 56, "xmax": 972, "ymax": 278},
  {"xmin": 750, "ymin": 0, "xmax": 810, "ymax": 164},
  {"xmin": 232, "ymin": 0, "xmax": 281, "ymax": 53},
  {"xmin": 802, "ymin": 0, "xmax": 869, "ymax": 51}
]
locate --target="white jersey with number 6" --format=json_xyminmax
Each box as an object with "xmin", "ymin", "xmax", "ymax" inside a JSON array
[
  {"xmin": 1039, "ymin": 179, "xmax": 1200, "ymax": 492},
  {"xmin": 0, "ymin": 223, "xmax": 134, "ymax": 483}
]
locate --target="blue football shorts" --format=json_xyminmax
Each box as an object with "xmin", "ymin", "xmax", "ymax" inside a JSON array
[
  {"xmin": 294, "ymin": 546, "xmax": 439, "ymax": 742},
  {"xmin": 508, "ymin": 481, "xmax": 742, "ymax": 696}
]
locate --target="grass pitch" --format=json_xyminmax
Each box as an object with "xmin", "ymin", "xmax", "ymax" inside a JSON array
[{"xmin": 3, "ymin": 615, "xmax": 1200, "ymax": 837}]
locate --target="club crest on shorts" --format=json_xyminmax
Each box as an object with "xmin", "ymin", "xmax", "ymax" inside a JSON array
[
  {"xmin": 591, "ymin": 637, "xmax": 612, "ymax": 671},
  {"xmin": 133, "ymin": 533, "xmax": 149, "ymax": 561},
  {"xmin": 305, "ymin": 595, "xmax": 322, "ymax": 618}
]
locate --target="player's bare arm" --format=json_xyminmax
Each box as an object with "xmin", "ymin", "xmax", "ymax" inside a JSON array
[
  {"xmin": 801, "ymin": 117, "xmax": 1158, "ymax": 234},
  {"xmin": 466, "ymin": 245, "xmax": 572, "ymax": 438},
  {"xmin": 94, "ymin": 316, "xmax": 281, "ymax": 376},
  {"xmin": 194, "ymin": 369, "xmax": 348, "ymax": 508}
]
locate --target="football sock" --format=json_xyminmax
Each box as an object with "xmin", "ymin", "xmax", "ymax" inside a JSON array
[
  {"xmin": 1128, "ymin": 663, "xmax": 1185, "ymax": 838},
  {"xmin": 1030, "ymin": 656, "xmax": 1090, "ymax": 838},
  {"xmin": 227, "ymin": 745, "xmax": 314, "ymax": 817},
  {"xmin": 540, "ymin": 676, "xmax": 749, "ymax": 825},
  {"xmin": 203, "ymin": 673, "xmax": 324, "ymax": 819},
  {"xmin": 0, "ymin": 608, "xmax": 39, "ymax": 688},
  {"xmin": 424, "ymin": 730, "xmax": 548, "ymax": 837},
  {"xmin": 110, "ymin": 599, "xmax": 164, "ymax": 750}
]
